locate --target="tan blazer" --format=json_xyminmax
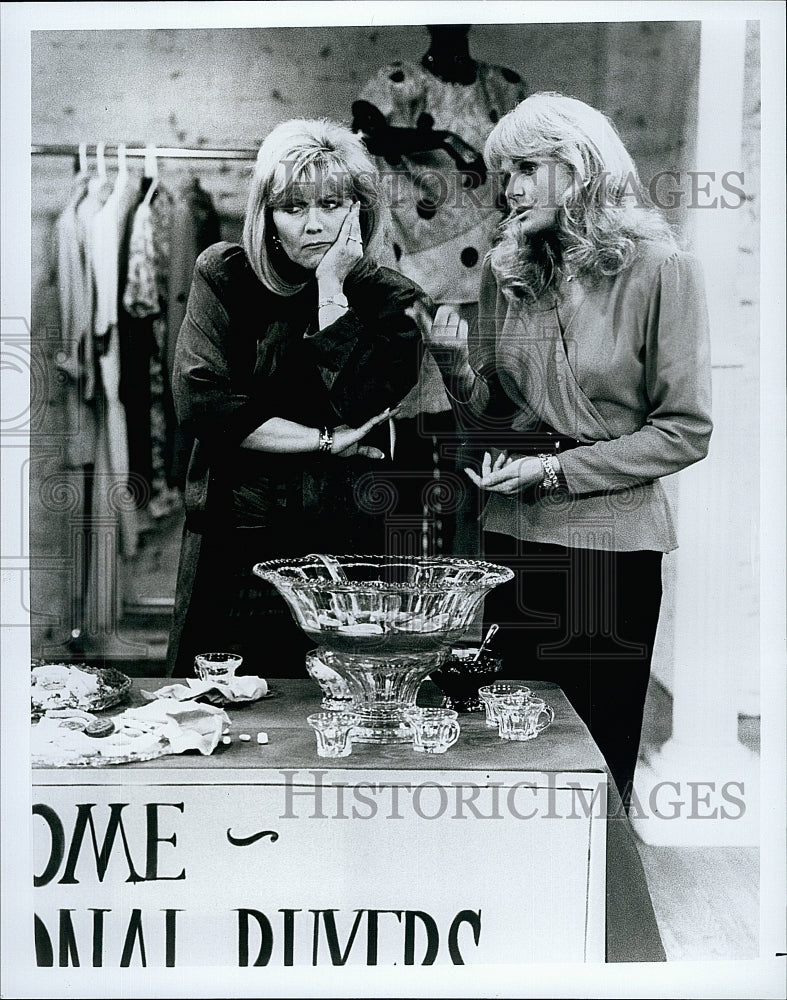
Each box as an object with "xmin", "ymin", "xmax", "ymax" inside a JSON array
[{"xmin": 470, "ymin": 243, "xmax": 713, "ymax": 552}]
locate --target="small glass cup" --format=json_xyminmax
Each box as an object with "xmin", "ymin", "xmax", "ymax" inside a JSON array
[
  {"xmin": 306, "ymin": 711, "xmax": 361, "ymax": 758},
  {"xmin": 497, "ymin": 695, "xmax": 554, "ymax": 741},
  {"xmin": 194, "ymin": 651, "xmax": 243, "ymax": 683},
  {"xmin": 404, "ymin": 706, "xmax": 460, "ymax": 754},
  {"xmin": 478, "ymin": 681, "xmax": 532, "ymax": 728},
  {"xmin": 304, "ymin": 649, "xmax": 354, "ymax": 710}
]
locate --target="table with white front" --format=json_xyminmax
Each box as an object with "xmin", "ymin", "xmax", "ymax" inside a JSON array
[{"xmin": 31, "ymin": 678, "xmax": 615, "ymax": 969}]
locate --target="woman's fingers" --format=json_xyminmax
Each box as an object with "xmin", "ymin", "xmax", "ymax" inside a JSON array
[
  {"xmin": 464, "ymin": 467, "xmax": 483, "ymax": 487},
  {"xmin": 343, "ymin": 201, "xmax": 362, "ymax": 243},
  {"xmin": 482, "ymin": 463, "xmax": 521, "ymax": 487},
  {"xmin": 429, "ymin": 305, "xmax": 468, "ymax": 345},
  {"xmin": 339, "ymin": 200, "xmax": 357, "ymax": 230},
  {"xmin": 432, "ymin": 304, "xmax": 454, "ymax": 327},
  {"xmin": 332, "ymin": 406, "xmax": 396, "ymax": 455},
  {"xmin": 464, "ymin": 466, "xmax": 518, "ymax": 495},
  {"xmin": 356, "ymin": 445, "xmax": 385, "ymax": 460},
  {"xmin": 366, "ymin": 405, "xmax": 401, "ymax": 430},
  {"xmin": 474, "ymin": 450, "xmax": 511, "ymax": 483},
  {"xmin": 432, "ymin": 304, "xmax": 460, "ymax": 330},
  {"xmin": 316, "ymin": 203, "xmax": 362, "ymax": 284},
  {"xmin": 439, "ymin": 307, "xmax": 467, "ymax": 336},
  {"xmin": 465, "ymin": 456, "xmax": 535, "ymax": 495}
]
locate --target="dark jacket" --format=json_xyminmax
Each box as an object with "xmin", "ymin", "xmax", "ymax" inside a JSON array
[{"xmin": 166, "ymin": 242, "xmax": 429, "ymax": 676}]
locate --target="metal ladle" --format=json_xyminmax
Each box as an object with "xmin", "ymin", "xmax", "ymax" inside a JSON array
[{"xmin": 473, "ymin": 623, "xmax": 499, "ymax": 662}]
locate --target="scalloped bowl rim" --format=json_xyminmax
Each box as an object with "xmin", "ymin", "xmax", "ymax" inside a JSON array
[{"xmin": 252, "ymin": 555, "xmax": 514, "ymax": 594}]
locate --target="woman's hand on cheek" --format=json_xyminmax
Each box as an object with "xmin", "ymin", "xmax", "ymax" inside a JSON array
[
  {"xmin": 464, "ymin": 452, "xmax": 543, "ymax": 495},
  {"xmin": 315, "ymin": 201, "xmax": 363, "ymax": 289}
]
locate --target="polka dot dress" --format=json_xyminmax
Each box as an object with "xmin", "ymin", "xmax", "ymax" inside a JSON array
[{"xmin": 358, "ymin": 60, "xmax": 526, "ymax": 305}]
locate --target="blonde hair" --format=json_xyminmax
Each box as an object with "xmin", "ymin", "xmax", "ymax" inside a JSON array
[
  {"xmin": 242, "ymin": 118, "xmax": 389, "ymax": 295},
  {"xmin": 484, "ymin": 92, "xmax": 676, "ymax": 300}
]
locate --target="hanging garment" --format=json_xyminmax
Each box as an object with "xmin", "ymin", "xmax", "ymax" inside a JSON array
[
  {"xmin": 50, "ymin": 172, "xmax": 94, "ymax": 640},
  {"xmin": 54, "ymin": 171, "xmax": 109, "ymax": 468},
  {"xmin": 52, "ymin": 164, "xmax": 131, "ymax": 639},
  {"xmin": 118, "ymin": 177, "xmax": 153, "ymax": 507},
  {"xmin": 166, "ymin": 177, "xmax": 221, "ymax": 488},
  {"xmin": 122, "ymin": 179, "xmax": 182, "ymax": 523},
  {"xmin": 90, "ymin": 162, "xmax": 141, "ymax": 558},
  {"xmin": 166, "ymin": 177, "xmax": 221, "ymax": 376}
]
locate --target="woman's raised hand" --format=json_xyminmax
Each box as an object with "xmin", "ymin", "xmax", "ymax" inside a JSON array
[
  {"xmin": 423, "ymin": 304, "xmax": 470, "ymax": 365},
  {"xmin": 417, "ymin": 303, "xmax": 476, "ymax": 401},
  {"xmin": 315, "ymin": 201, "xmax": 364, "ymax": 288},
  {"xmin": 331, "ymin": 406, "xmax": 398, "ymax": 460}
]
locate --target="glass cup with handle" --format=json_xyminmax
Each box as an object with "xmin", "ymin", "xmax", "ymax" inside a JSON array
[
  {"xmin": 478, "ymin": 681, "xmax": 532, "ymax": 728},
  {"xmin": 497, "ymin": 695, "xmax": 554, "ymax": 741}
]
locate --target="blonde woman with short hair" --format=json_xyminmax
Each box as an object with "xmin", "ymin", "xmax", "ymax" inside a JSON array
[{"xmin": 167, "ymin": 118, "xmax": 430, "ymax": 677}]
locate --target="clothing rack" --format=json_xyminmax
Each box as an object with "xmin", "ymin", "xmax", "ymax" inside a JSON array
[
  {"xmin": 42, "ymin": 139, "xmax": 242, "ymax": 651},
  {"xmin": 32, "ymin": 143, "xmax": 258, "ymax": 160}
]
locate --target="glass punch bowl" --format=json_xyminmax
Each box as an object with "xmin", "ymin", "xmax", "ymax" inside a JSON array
[{"xmin": 253, "ymin": 554, "xmax": 513, "ymax": 743}]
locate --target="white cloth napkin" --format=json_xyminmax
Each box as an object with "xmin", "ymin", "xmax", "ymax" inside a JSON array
[
  {"xmin": 140, "ymin": 676, "xmax": 268, "ymax": 704},
  {"xmin": 121, "ymin": 699, "xmax": 230, "ymax": 755}
]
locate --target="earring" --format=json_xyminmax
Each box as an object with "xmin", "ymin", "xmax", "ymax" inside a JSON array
[{"xmin": 271, "ymin": 232, "xmax": 283, "ymax": 251}]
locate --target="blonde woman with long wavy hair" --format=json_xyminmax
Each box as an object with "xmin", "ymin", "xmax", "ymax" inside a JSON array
[{"xmin": 425, "ymin": 92, "xmax": 713, "ymax": 812}]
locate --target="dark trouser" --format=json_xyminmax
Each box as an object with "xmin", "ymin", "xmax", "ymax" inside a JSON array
[{"xmin": 481, "ymin": 533, "xmax": 663, "ymax": 810}]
